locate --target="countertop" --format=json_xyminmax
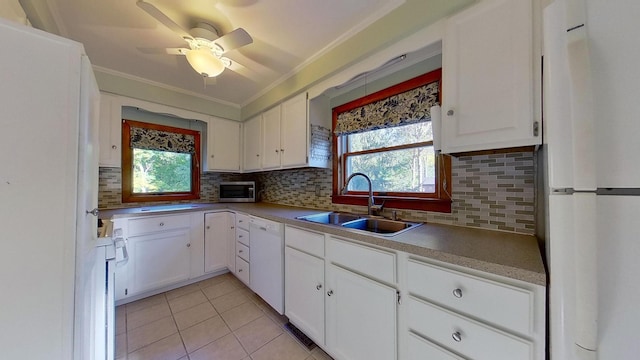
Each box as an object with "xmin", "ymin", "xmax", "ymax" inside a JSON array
[{"xmin": 100, "ymin": 202, "xmax": 547, "ymax": 286}]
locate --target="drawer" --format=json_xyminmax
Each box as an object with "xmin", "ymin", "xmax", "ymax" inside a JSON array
[
  {"xmin": 236, "ymin": 213, "xmax": 250, "ymax": 231},
  {"xmin": 236, "ymin": 256, "xmax": 250, "ymax": 285},
  {"xmin": 406, "ymin": 331, "xmax": 464, "ymax": 360},
  {"xmin": 407, "ymin": 259, "xmax": 534, "ymax": 335},
  {"xmin": 236, "ymin": 228, "xmax": 249, "ymax": 246},
  {"xmin": 236, "ymin": 242, "xmax": 249, "ymax": 262},
  {"xmin": 285, "ymin": 225, "xmax": 324, "ymax": 258},
  {"xmin": 407, "ymin": 296, "xmax": 533, "ymax": 360},
  {"xmin": 127, "ymin": 214, "xmax": 190, "ymax": 236},
  {"xmin": 327, "ymin": 236, "xmax": 395, "ymax": 284}
]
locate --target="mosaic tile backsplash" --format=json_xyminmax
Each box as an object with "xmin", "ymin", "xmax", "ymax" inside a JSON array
[{"xmin": 98, "ymin": 151, "xmax": 536, "ymax": 235}]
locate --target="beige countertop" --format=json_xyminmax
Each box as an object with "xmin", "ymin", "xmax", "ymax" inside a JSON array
[{"xmin": 100, "ymin": 202, "xmax": 547, "ymax": 286}]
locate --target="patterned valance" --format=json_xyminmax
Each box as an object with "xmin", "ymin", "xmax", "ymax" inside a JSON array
[
  {"xmin": 335, "ymin": 80, "xmax": 439, "ymax": 136},
  {"xmin": 130, "ymin": 126, "xmax": 195, "ymax": 154}
]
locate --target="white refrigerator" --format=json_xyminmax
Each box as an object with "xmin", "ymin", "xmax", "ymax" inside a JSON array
[
  {"xmin": 544, "ymin": 0, "xmax": 640, "ymax": 359},
  {"xmin": 0, "ymin": 18, "xmax": 113, "ymax": 359}
]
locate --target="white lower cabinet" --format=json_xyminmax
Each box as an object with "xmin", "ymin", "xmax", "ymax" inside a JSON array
[
  {"xmin": 406, "ymin": 332, "xmax": 464, "ymax": 360},
  {"xmin": 325, "ymin": 263, "xmax": 398, "ymax": 360},
  {"xmin": 284, "ymin": 246, "xmax": 325, "ymax": 345},
  {"xmin": 128, "ymin": 228, "xmax": 191, "ymax": 295},
  {"xmin": 204, "ymin": 211, "xmax": 234, "ymax": 274},
  {"xmin": 325, "ymin": 236, "xmax": 398, "ymax": 360}
]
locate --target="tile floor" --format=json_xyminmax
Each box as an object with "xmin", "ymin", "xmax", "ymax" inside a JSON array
[{"xmin": 116, "ymin": 272, "xmax": 333, "ymax": 360}]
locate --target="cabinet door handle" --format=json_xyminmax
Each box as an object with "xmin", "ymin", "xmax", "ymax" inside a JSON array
[
  {"xmin": 447, "ymin": 109, "xmax": 454, "ymax": 116},
  {"xmin": 239, "ymin": 249, "xmax": 243, "ymax": 253},
  {"xmin": 280, "ymin": 148, "xmax": 284, "ymax": 152},
  {"xmin": 452, "ymin": 332, "xmax": 462, "ymax": 342},
  {"xmin": 186, "ymin": 243, "xmax": 191, "ymax": 248},
  {"xmin": 159, "ymin": 222, "xmax": 164, "ymax": 227},
  {"xmin": 111, "ymin": 145, "xmax": 117, "ymax": 150},
  {"xmin": 275, "ymin": 149, "xmax": 279, "ymax": 153},
  {"xmin": 316, "ymin": 284, "xmax": 322, "ymax": 290},
  {"xmin": 238, "ymin": 268, "xmax": 243, "ymax": 272},
  {"xmin": 206, "ymin": 226, "xmax": 210, "ymax": 230},
  {"xmin": 327, "ymin": 290, "xmax": 333, "ymax": 296},
  {"xmin": 453, "ymin": 288, "xmax": 463, "ymax": 298},
  {"xmin": 230, "ymin": 226, "xmax": 235, "ymax": 229}
]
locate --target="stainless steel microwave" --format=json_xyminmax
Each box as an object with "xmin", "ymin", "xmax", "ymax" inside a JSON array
[{"xmin": 219, "ymin": 181, "xmax": 256, "ymax": 202}]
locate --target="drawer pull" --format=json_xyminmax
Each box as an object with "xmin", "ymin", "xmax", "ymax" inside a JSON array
[
  {"xmin": 452, "ymin": 332, "xmax": 462, "ymax": 342},
  {"xmin": 159, "ymin": 222, "xmax": 164, "ymax": 227},
  {"xmin": 453, "ymin": 288, "xmax": 463, "ymax": 298},
  {"xmin": 239, "ymin": 249, "xmax": 243, "ymax": 253},
  {"xmin": 316, "ymin": 284, "xmax": 323, "ymax": 290},
  {"xmin": 239, "ymin": 235, "xmax": 244, "ymax": 238},
  {"xmin": 238, "ymin": 268, "xmax": 243, "ymax": 272},
  {"xmin": 327, "ymin": 290, "xmax": 333, "ymax": 296},
  {"xmin": 186, "ymin": 243, "xmax": 191, "ymax": 248}
]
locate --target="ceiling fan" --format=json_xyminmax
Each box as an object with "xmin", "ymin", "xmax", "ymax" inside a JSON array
[{"xmin": 137, "ymin": 0, "xmax": 253, "ymax": 80}]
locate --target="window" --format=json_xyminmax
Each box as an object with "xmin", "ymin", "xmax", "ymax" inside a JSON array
[
  {"xmin": 332, "ymin": 69, "xmax": 451, "ymax": 212},
  {"xmin": 122, "ymin": 120, "xmax": 201, "ymax": 203}
]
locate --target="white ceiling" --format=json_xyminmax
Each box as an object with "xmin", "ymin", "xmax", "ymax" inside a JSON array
[{"xmin": 23, "ymin": 0, "xmax": 407, "ymax": 107}]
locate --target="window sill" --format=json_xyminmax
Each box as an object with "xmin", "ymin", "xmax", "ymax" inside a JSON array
[{"xmin": 332, "ymin": 194, "xmax": 451, "ymax": 213}]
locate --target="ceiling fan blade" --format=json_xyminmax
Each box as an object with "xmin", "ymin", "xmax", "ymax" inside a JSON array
[
  {"xmin": 137, "ymin": 1, "xmax": 193, "ymax": 40},
  {"xmin": 138, "ymin": 47, "xmax": 188, "ymax": 55},
  {"xmin": 213, "ymin": 28, "xmax": 253, "ymax": 53}
]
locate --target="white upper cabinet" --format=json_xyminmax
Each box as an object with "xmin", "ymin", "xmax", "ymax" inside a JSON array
[
  {"xmin": 261, "ymin": 105, "xmax": 282, "ymax": 170},
  {"xmin": 243, "ymin": 92, "xmax": 318, "ymax": 172},
  {"xmin": 281, "ymin": 92, "xmax": 309, "ymax": 168},
  {"xmin": 243, "ymin": 115, "xmax": 262, "ymax": 172},
  {"xmin": 98, "ymin": 92, "xmax": 122, "ymax": 167},
  {"xmin": 206, "ymin": 117, "xmax": 241, "ymax": 172},
  {"xmin": 441, "ymin": 0, "xmax": 540, "ymax": 153}
]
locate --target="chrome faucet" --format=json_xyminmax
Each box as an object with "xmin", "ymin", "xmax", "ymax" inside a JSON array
[{"xmin": 341, "ymin": 172, "xmax": 383, "ymax": 215}]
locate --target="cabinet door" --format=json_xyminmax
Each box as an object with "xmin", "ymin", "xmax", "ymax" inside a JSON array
[
  {"xmin": 281, "ymin": 93, "xmax": 308, "ymax": 168},
  {"xmin": 127, "ymin": 228, "xmax": 191, "ymax": 295},
  {"xmin": 326, "ymin": 263, "xmax": 397, "ymax": 360},
  {"xmin": 204, "ymin": 212, "xmax": 230, "ymax": 273},
  {"xmin": 98, "ymin": 92, "xmax": 121, "ymax": 167},
  {"xmin": 285, "ymin": 247, "xmax": 325, "ymax": 345},
  {"xmin": 441, "ymin": 0, "xmax": 538, "ymax": 153},
  {"xmin": 207, "ymin": 118, "xmax": 241, "ymax": 172},
  {"xmin": 243, "ymin": 115, "xmax": 262, "ymax": 171},
  {"xmin": 261, "ymin": 105, "xmax": 282, "ymax": 169}
]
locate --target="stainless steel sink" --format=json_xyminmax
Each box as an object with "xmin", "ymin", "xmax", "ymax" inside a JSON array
[
  {"xmin": 296, "ymin": 212, "xmax": 362, "ymax": 225},
  {"xmin": 341, "ymin": 218, "xmax": 421, "ymax": 236},
  {"xmin": 296, "ymin": 212, "xmax": 421, "ymax": 236}
]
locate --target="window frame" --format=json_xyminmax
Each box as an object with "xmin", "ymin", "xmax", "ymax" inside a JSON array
[
  {"xmin": 121, "ymin": 119, "xmax": 201, "ymax": 203},
  {"xmin": 332, "ymin": 69, "xmax": 452, "ymax": 213}
]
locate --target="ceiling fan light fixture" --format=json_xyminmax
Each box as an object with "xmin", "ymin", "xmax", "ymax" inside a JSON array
[{"xmin": 185, "ymin": 48, "xmax": 225, "ymax": 77}]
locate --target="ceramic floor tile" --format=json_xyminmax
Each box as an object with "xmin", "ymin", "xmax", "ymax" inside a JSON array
[
  {"xmin": 220, "ymin": 301, "xmax": 264, "ymax": 331},
  {"xmin": 197, "ymin": 272, "xmax": 234, "ymax": 289},
  {"xmin": 310, "ymin": 347, "xmax": 334, "ymax": 360},
  {"xmin": 173, "ymin": 301, "xmax": 218, "ymax": 331},
  {"xmin": 127, "ymin": 316, "xmax": 177, "ymax": 353},
  {"xmin": 115, "ymin": 333, "xmax": 127, "ymax": 359},
  {"xmin": 127, "ymin": 301, "xmax": 172, "ymax": 331},
  {"xmin": 188, "ymin": 333, "xmax": 247, "ymax": 360},
  {"xmin": 126, "ymin": 293, "xmax": 167, "ymax": 314},
  {"xmin": 127, "ymin": 333, "xmax": 186, "ymax": 360},
  {"xmin": 233, "ymin": 315, "xmax": 283, "ymax": 354},
  {"xmin": 211, "ymin": 288, "xmax": 251, "ymax": 313},
  {"xmin": 168, "ymin": 290, "xmax": 208, "ymax": 314},
  {"xmin": 249, "ymin": 333, "xmax": 310, "ymax": 360},
  {"xmin": 116, "ymin": 306, "xmax": 126, "ymax": 335},
  {"xmin": 201, "ymin": 279, "xmax": 239, "ymax": 300},
  {"xmin": 180, "ymin": 315, "xmax": 231, "ymax": 353},
  {"xmin": 165, "ymin": 282, "xmax": 202, "ymax": 300}
]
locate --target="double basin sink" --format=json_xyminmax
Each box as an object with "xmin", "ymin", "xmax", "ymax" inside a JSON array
[{"xmin": 296, "ymin": 212, "xmax": 421, "ymax": 237}]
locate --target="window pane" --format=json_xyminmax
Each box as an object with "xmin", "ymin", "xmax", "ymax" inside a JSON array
[
  {"xmin": 133, "ymin": 148, "xmax": 192, "ymax": 193},
  {"xmin": 348, "ymin": 122, "xmax": 433, "ymax": 152},
  {"xmin": 346, "ymin": 146, "xmax": 436, "ymax": 193}
]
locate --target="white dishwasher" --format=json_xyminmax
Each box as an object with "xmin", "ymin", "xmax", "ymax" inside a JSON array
[{"xmin": 249, "ymin": 216, "xmax": 285, "ymax": 314}]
